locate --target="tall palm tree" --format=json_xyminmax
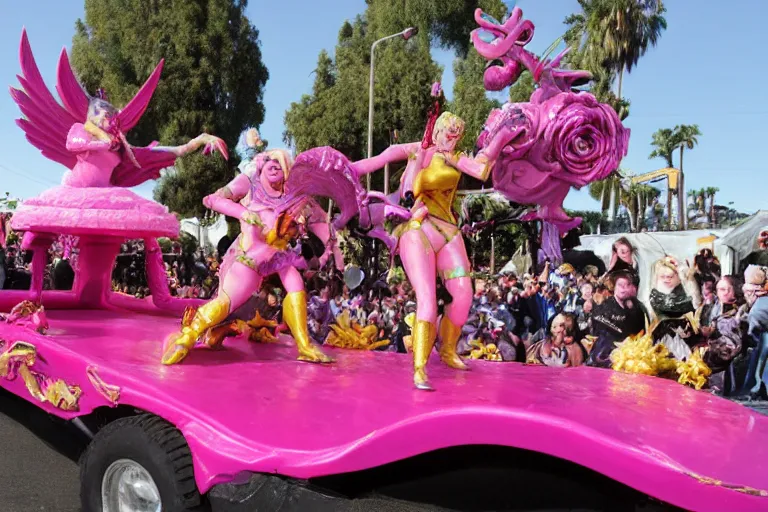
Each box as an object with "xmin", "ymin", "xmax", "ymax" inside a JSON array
[
  {"xmin": 567, "ymin": 0, "xmax": 667, "ymax": 101},
  {"xmin": 648, "ymin": 127, "xmax": 677, "ymax": 227},
  {"xmin": 672, "ymin": 124, "xmax": 702, "ymax": 230},
  {"xmin": 705, "ymin": 186, "xmax": 719, "ymax": 226},
  {"xmin": 588, "ymin": 177, "xmax": 613, "ymax": 219},
  {"xmin": 634, "ymin": 183, "xmax": 659, "ymax": 230},
  {"xmin": 648, "ymin": 127, "xmax": 676, "ymax": 168},
  {"xmin": 588, "ymin": 173, "xmax": 622, "ymax": 222}
]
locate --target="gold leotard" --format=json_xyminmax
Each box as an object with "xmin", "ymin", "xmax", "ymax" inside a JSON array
[{"xmin": 412, "ymin": 152, "xmax": 461, "ymax": 225}]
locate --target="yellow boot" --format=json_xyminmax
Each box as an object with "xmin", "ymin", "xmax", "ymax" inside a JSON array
[
  {"xmin": 438, "ymin": 316, "xmax": 468, "ymax": 370},
  {"xmin": 413, "ymin": 319, "xmax": 437, "ymax": 391},
  {"xmin": 283, "ymin": 291, "xmax": 334, "ymax": 363},
  {"xmin": 162, "ymin": 298, "xmax": 230, "ymax": 365}
]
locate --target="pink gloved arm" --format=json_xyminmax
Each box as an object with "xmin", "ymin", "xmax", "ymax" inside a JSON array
[
  {"xmin": 455, "ymin": 153, "xmax": 493, "ymax": 182},
  {"xmin": 353, "ymin": 142, "xmax": 420, "ymax": 175},
  {"xmin": 202, "ymin": 173, "xmax": 251, "ymax": 220},
  {"xmin": 65, "ymin": 124, "xmax": 111, "ymax": 153},
  {"xmin": 307, "ymin": 204, "xmax": 344, "ymax": 270},
  {"xmin": 151, "ymin": 133, "xmax": 229, "ymax": 160}
]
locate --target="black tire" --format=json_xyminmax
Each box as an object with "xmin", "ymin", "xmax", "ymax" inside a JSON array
[{"xmin": 80, "ymin": 413, "xmax": 200, "ymax": 512}]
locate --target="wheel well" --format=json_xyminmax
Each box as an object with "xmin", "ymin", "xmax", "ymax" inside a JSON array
[
  {"xmin": 78, "ymin": 404, "xmax": 144, "ymax": 435},
  {"xmin": 310, "ymin": 445, "xmax": 680, "ymax": 511}
]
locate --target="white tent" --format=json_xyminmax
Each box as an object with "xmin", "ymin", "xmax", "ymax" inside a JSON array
[
  {"xmin": 179, "ymin": 215, "xmax": 229, "ymax": 250},
  {"xmin": 576, "ymin": 229, "xmax": 730, "ymax": 305},
  {"xmin": 715, "ymin": 211, "xmax": 768, "ymax": 275}
]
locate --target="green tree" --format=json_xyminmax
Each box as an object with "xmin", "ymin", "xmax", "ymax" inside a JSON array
[
  {"xmin": 450, "ymin": 48, "xmax": 501, "ymax": 154},
  {"xmin": 564, "ymin": 0, "xmax": 666, "ymax": 102},
  {"xmin": 672, "ymin": 123, "xmax": 701, "ymax": 229},
  {"xmin": 567, "ymin": 209, "xmax": 606, "ymax": 234},
  {"xmin": 705, "ymin": 186, "xmax": 719, "ymax": 226},
  {"xmin": 284, "ymin": 0, "xmax": 508, "ymax": 194},
  {"xmin": 71, "ymin": 0, "xmax": 269, "ymax": 219},
  {"xmin": 0, "ymin": 193, "xmax": 18, "ymax": 212},
  {"xmin": 648, "ymin": 127, "xmax": 676, "ymax": 168},
  {"xmin": 508, "ymin": 70, "xmax": 536, "ymax": 104},
  {"xmin": 285, "ymin": 16, "xmax": 442, "ymax": 193}
]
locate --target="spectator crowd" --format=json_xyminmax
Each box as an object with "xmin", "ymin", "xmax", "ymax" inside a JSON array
[{"xmin": 3, "ymin": 231, "xmax": 768, "ymax": 399}]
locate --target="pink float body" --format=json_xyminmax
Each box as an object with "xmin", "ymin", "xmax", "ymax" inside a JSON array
[{"xmin": 1, "ymin": 308, "xmax": 767, "ymax": 511}]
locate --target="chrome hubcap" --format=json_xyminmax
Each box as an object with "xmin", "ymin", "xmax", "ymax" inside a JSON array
[{"xmin": 101, "ymin": 459, "xmax": 161, "ymax": 512}]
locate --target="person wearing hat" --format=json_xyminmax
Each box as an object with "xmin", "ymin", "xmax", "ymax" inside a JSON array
[{"xmin": 736, "ymin": 265, "xmax": 768, "ymax": 398}]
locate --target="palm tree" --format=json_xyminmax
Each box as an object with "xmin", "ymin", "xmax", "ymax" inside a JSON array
[
  {"xmin": 648, "ymin": 128, "xmax": 677, "ymax": 227},
  {"xmin": 566, "ymin": 0, "xmax": 667, "ymax": 101},
  {"xmin": 634, "ymin": 183, "xmax": 659, "ymax": 230},
  {"xmin": 588, "ymin": 177, "xmax": 613, "ymax": 220},
  {"xmin": 672, "ymin": 124, "xmax": 701, "ymax": 230},
  {"xmin": 588, "ymin": 173, "xmax": 622, "ymax": 223},
  {"xmin": 705, "ymin": 186, "xmax": 719, "ymax": 226},
  {"xmin": 648, "ymin": 128, "xmax": 676, "ymax": 168}
]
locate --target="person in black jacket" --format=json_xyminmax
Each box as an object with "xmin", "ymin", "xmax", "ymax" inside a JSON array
[{"xmin": 587, "ymin": 271, "xmax": 647, "ymax": 367}]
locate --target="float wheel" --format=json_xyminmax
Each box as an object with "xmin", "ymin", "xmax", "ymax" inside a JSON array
[{"xmin": 79, "ymin": 413, "xmax": 200, "ymax": 512}]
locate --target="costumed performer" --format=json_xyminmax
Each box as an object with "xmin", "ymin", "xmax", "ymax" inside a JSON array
[
  {"xmin": 11, "ymin": 29, "xmax": 228, "ymax": 190},
  {"xmin": 648, "ymin": 257, "xmax": 702, "ymax": 361},
  {"xmin": 162, "ymin": 149, "xmax": 341, "ymax": 365},
  {"xmin": 236, "ymin": 127, "xmax": 267, "ymax": 173},
  {"xmin": 352, "ymin": 111, "xmax": 510, "ymax": 390}
]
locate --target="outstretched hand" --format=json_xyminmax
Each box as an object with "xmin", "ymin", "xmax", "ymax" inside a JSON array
[{"xmin": 196, "ymin": 133, "xmax": 229, "ymax": 160}]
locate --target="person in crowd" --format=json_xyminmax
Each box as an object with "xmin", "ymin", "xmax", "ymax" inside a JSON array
[
  {"xmin": 526, "ymin": 313, "xmax": 585, "ymax": 367},
  {"xmin": 694, "ymin": 248, "xmax": 721, "ymax": 289},
  {"xmin": 604, "ymin": 237, "xmax": 639, "ymax": 287},
  {"xmin": 649, "ymin": 257, "xmax": 701, "ymax": 360},
  {"xmin": 737, "ymin": 266, "xmax": 768, "ymax": 398},
  {"xmin": 576, "ymin": 282, "xmax": 595, "ymax": 332},
  {"xmin": 587, "ymin": 271, "xmax": 647, "ymax": 367},
  {"xmin": 700, "ymin": 275, "xmax": 748, "ymax": 395}
]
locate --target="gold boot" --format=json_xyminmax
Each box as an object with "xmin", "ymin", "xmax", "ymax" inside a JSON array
[
  {"xmin": 162, "ymin": 298, "xmax": 230, "ymax": 365},
  {"xmin": 438, "ymin": 316, "xmax": 468, "ymax": 370},
  {"xmin": 413, "ymin": 319, "xmax": 437, "ymax": 391},
  {"xmin": 283, "ymin": 291, "xmax": 334, "ymax": 363}
]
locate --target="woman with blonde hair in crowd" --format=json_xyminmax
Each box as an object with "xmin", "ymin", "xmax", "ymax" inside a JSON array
[{"xmin": 648, "ymin": 257, "xmax": 701, "ymax": 360}]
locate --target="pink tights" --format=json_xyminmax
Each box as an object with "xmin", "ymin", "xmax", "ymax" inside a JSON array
[
  {"xmin": 217, "ymin": 260, "xmax": 305, "ymax": 314},
  {"xmin": 399, "ymin": 226, "xmax": 473, "ymax": 327}
]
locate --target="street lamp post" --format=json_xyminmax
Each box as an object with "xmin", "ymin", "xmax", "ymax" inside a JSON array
[{"xmin": 366, "ymin": 26, "xmax": 418, "ymax": 191}]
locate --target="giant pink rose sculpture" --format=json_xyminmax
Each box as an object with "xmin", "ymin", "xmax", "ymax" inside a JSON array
[{"xmin": 472, "ymin": 7, "xmax": 630, "ymax": 232}]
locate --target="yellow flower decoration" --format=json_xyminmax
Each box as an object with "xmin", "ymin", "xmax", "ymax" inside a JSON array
[{"xmin": 325, "ymin": 310, "xmax": 390, "ymax": 351}]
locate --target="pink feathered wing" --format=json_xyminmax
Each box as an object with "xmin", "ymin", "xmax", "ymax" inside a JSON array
[
  {"xmin": 11, "ymin": 29, "xmax": 173, "ymax": 187},
  {"xmin": 10, "ymin": 29, "xmax": 79, "ymax": 169}
]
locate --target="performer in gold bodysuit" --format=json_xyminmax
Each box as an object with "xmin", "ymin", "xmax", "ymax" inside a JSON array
[{"xmin": 353, "ymin": 112, "xmax": 507, "ymax": 389}]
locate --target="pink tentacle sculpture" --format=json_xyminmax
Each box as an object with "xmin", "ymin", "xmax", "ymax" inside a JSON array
[{"xmin": 471, "ymin": 7, "xmax": 629, "ymax": 234}]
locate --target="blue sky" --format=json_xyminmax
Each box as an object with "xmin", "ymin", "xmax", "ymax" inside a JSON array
[{"xmin": 1, "ymin": 0, "xmax": 765, "ymax": 213}]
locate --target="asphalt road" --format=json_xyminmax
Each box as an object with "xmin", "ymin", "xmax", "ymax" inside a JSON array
[
  {"xmin": 0, "ymin": 389, "xmax": 442, "ymax": 512},
  {"xmin": 0, "ymin": 389, "xmax": 81, "ymax": 512}
]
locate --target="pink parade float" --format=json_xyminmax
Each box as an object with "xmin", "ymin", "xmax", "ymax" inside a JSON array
[{"xmin": 0, "ymin": 9, "xmax": 766, "ymax": 512}]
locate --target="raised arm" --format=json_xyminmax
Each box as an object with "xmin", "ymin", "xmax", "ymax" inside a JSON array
[
  {"xmin": 149, "ymin": 133, "xmax": 229, "ymax": 160},
  {"xmin": 307, "ymin": 203, "xmax": 344, "ymax": 271},
  {"xmin": 353, "ymin": 142, "xmax": 420, "ymax": 175},
  {"xmin": 202, "ymin": 172, "xmax": 253, "ymax": 221},
  {"xmin": 454, "ymin": 153, "xmax": 492, "ymax": 182}
]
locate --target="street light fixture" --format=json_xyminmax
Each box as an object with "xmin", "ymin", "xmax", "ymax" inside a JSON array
[{"xmin": 366, "ymin": 26, "xmax": 419, "ymax": 191}]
